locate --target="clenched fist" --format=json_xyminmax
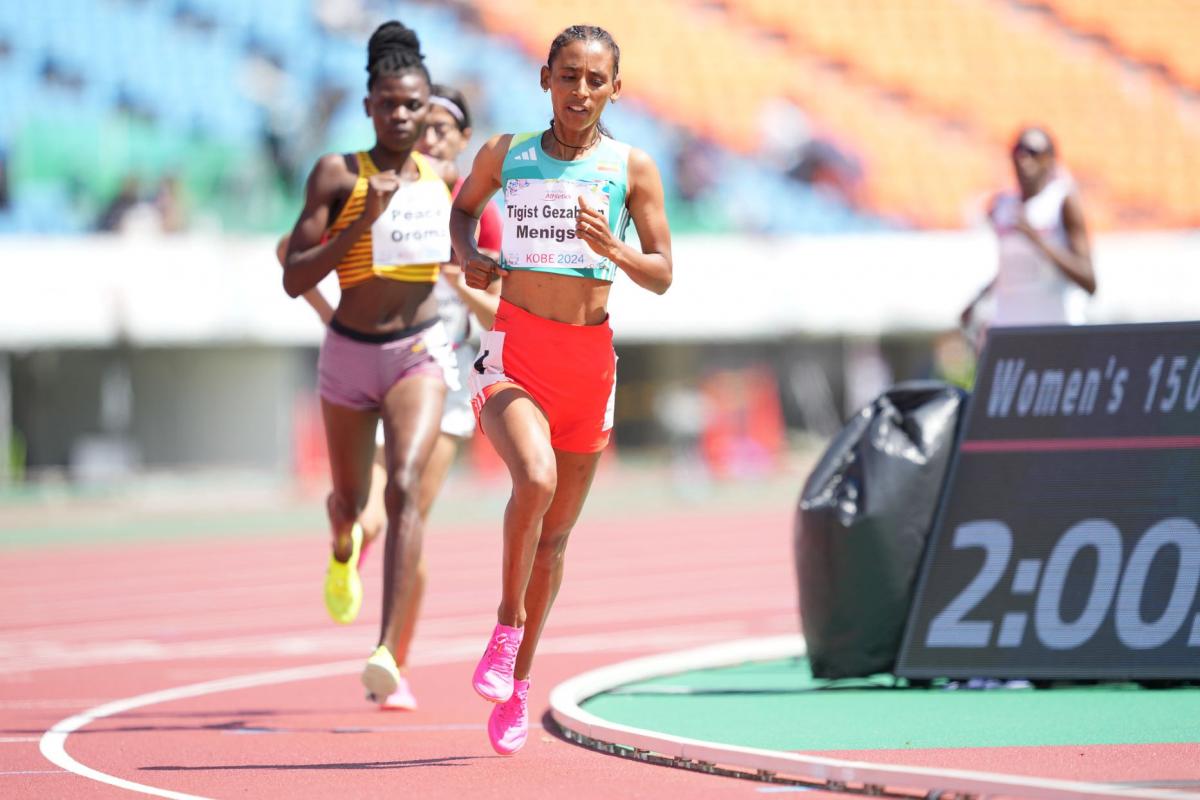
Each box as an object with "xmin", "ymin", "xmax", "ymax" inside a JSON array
[{"xmin": 362, "ymin": 170, "xmax": 401, "ymax": 224}]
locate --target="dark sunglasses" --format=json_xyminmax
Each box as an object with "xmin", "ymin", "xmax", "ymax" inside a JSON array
[{"xmin": 1012, "ymin": 144, "xmax": 1048, "ymax": 157}]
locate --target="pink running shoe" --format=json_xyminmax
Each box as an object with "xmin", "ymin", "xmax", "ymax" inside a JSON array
[
  {"xmin": 472, "ymin": 623, "xmax": 523, "ymax": 703},
  {"xmin": 379, "ymin": 675, "xmax": 418, "ymax": 711},
  {"xmin": 487, "ymin": 678, "xmax": 529, "ymax": 755},
  {"xmin": 358, "ymin": 531, "xmax": 376, "ymax": 568}
]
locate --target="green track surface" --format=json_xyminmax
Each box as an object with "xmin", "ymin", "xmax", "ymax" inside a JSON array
[{"xmin": 581, "ymin": 658, "xmax": 1200, "ymax": 751}]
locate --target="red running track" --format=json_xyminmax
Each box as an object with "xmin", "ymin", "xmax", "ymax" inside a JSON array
[{"xmin": 1, "ymin": 498, "xmax": 832, "ymax": 799}]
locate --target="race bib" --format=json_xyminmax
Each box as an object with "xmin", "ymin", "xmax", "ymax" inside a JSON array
[
  {"xmin": 370, "ymin": 180, "xmax": 452, "ymax": 266},
  {"xmin": 502, "ymin": 179, "xmax": 610, "ymax": 270}
]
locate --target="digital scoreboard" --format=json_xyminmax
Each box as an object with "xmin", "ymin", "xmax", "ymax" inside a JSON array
[{"xmin": 897, "ymin": 323, "xmax": 1200, "ymax": 680}]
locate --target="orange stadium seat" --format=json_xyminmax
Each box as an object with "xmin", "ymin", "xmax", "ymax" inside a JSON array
[
  {"xmin": 1043, "ymin": 0, "xmax": 1200, "ymax": 89},
  {"xmin": 727, "ymin": 0, "xmax": 1200, "ymax": 228},
  {"xmin": 472, "ymin": 0, "xmax": 784, "ymax": 151},
  {"xmin": 467, "ymin": 0, "xmax": 1197, "ymax": 229},
  {"xmin": 467, "ymin": 0, "xmax": 1006, "ymax": 227}
]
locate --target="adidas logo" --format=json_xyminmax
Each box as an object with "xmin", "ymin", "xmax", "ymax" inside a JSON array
[{"xmin": 513, "ymin": 146, "xmax": 537, "ymax": 162}]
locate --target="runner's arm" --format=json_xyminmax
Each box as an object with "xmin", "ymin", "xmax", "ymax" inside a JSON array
[
  {"xmin": 443, "ymin": 261, "xmax": 501, "ymax": 329},
  {"xmin": 1017, "ymin": 192, "xmax": 1095, "ymax": 294},
  {"xmin": 577, "ymin": 147, "xmax": 672, "ymax": 295},
  {"xmin": 451, "ymin": 135, "xmax": 510, "ymax": 290},
  {"xmin": 282, "ymin": 154, "xmax": 382, "ymax": 297},
  {"xmin": 276, "ymin": 234, "xmax": 334, "ymax": 325},
  {"xmin": 961, "ymin": 278, "xmax": 996, "ymax": 328},
  {"xmin": 1053, "ymin": 193, "xmax": 1096, "ymax": 294},
  {"xmin": 450, "ymin": 198, "xmax": 504, "ymax": 328}
]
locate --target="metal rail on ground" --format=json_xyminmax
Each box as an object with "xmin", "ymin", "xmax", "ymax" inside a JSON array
[{"xmin": 548, "ymin": 635, "xmax": 1200, "ymax": 800}]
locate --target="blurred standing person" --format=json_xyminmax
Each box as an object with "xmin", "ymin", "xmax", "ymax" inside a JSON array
[
  {"xmin": 281, "ymin": 21, "xmax": 456, "ymax": 709},
  {"xmin": 962, "ymin": 127, "xmax": 1095, "ymax": 341},
  {"xmin": 96, "ymin": 175, "xmax": 156, "ymax": 234},
  {"xmin": 154, "ymin": 174, "xmax": 188, "ymax": 233},
  {"xmin": 0, "ymin": 145, "xmax": 10, "ymax": 212},
  {"xmin": 451, "ymin": 24, "xmax": 673, "ymax": 755}
]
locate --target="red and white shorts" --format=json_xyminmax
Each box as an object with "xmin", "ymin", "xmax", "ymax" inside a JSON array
[{"xmin": 469, "ymin": 299, "xmax": 617, "ymax": 454}]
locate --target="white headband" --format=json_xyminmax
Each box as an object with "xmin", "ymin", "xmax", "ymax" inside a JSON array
[{"xmin": 430, "ymin": 95, "xmax": 465, "ymax": 126}]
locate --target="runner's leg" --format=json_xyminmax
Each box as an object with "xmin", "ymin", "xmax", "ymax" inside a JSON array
[
  {"xmin": 513, "ymin": 448, "xmax": 602, "ymax": 679},
  {"xmin": 377, "ymin": 374, "xmax": 446, "ymax": 665}
]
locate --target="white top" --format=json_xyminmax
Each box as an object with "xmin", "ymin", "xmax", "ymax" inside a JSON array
[
  {"xmin": 369, "ymin": 178, "xmax": 453, "ymax": 267},
  {"xmin": 433, "ymin": 273, "xmax": 476, "ymax": 349},
  {"xmin": 989, "ymin": 174, "xmax": 1087, "ymax": 327},
  {"xmin": 501, "ymin": 178, "xmax": 613, "ymax": 275}
]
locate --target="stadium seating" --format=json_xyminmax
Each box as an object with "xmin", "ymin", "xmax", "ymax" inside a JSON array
[
  {"xmin": 723, "ymin": 0, "xmax": 1200, "ymax": 228},
  {"xmin": 1, "ymin": 0, "xmax": 1196, "ymax": 233},
  {"xmin": 468, "ymin": 0, "xmax": 1199, "ymax": 228},
  {"xmin": 1039, "ymin": 0, "xmax": 1200, "ymax": 89},
  {"xmin": 0, "ymin": 0, "xmax": 883, "ymax": 235}
]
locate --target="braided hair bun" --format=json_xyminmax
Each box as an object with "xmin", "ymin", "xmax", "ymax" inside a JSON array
[{"xmin": 366, "ymin": 21, "xmax": 429, "ymax": 90}]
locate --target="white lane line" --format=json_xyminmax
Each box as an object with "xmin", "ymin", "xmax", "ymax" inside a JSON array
[
  {"xmin": 0, "ymin": 699, "xmax": 113, "ymax": 709},
  {"xmin": 329, "ymin": 723, "xmax": 487, "ymax": 733},
  {"xmin": 1, "ymin": 568, "xmax": 776, "ymax": 642},
  {"xmin": 0, "ymin": 533, "xmax": 781, "ymax": 627},
  {"xmin": 37, "ymin": 624, "xmax": 755, "ymax": 799},
  {"xmin": 549, "ymin": 636, "xmax": 1200, "ymax": 800},
  {"xmin": 1, "ymin": 559, "xmax": 778, "ymax": 634},
  {"xmin": 0, "ymin": 736, "xmax": 41, "ymax": 742},
  {"xmin": 1, "ymin": 595, "xmax": 792, "ymax": 674},
  {"xmin": 2, "ymin": 562, "xmax": 777, "ymax": 643},
  {"xmin": 328, "ymin": 723, "xmax": 544, "ymax": 734},
  {"xmin": 0, "ymin": 769, "xmax": 70, "ymax": 775},
  {"xmin": 0, "ymin": 579, "xmax": 322, "ymax": 624},
  {"xmin": 40, "ymin": 659, "xmax": 365, "ymax": 800}
]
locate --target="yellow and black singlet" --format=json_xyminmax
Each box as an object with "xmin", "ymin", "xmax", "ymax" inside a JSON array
[{"xmin": 326, "ymin": 151, "xmax": 452, "ymax": 289}]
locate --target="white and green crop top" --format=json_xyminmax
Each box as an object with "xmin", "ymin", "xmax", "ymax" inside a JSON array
[{"xmin": 499, "ymin": 131, "xmax": 632, "ymax": 282}]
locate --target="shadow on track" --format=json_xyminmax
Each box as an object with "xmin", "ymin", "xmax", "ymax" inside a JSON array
[{"xmin": 139, "ymin": 755, "xmax": 502, "ymax": 771}]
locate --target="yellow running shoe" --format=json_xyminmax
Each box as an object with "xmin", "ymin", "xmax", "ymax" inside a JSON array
[
  {"xmin": 361, "ymin": 644, "xmax": 400, "ymax": 702},
  {"xmin": 324, "ymin": 522, "xmax": 363, "ymax": 624}
]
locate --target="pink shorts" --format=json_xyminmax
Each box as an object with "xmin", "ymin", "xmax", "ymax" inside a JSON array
[{"xmin": 318, "ymin": 317, "xmax": 458, "ymax": 411}]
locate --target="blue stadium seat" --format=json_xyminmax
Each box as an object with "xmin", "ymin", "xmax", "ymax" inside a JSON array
[
  {"xmin": 188, "ymin": 0, "xmax": 253, "ymax": 36},
  {"xmin": 12, "ymin": 183, "xmax": 85, "ymax": 234},
  {"xmin": 0, "ymin": 0, "xmax": 41, "ymax": 46},
  {"xmin": 1, "ymin": 1, "xmax": 890, "ymax": 235}
]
